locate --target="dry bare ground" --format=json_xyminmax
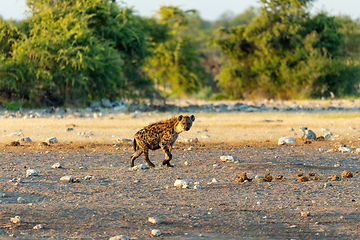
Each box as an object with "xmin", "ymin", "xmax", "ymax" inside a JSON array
[{"xmin": 0, "ymin": 109, "xmax": 360, "ymax": 239}]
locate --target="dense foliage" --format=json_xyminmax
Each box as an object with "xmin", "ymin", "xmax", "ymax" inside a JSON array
[{"xmin": 0, "ymin": 0, "xmax": 360, "ymax": 108}]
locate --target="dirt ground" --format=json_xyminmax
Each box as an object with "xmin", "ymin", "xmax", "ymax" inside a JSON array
[{"xmin": 0, "ymin": 112, "xmax": 360, "ymax": 239}]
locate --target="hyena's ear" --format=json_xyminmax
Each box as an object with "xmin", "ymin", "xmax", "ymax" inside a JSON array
[
  {"xmin": 190, "ymin": 115, "xmax": 195, "ymax": 122},
  {"xmin": 178, "ymin": 115, "xmax": 183, "ymax": 121}
]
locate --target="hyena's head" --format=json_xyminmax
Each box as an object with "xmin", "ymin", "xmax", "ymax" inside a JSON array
[{"xmin": 176, "ymin": 115, "xmax": 195, "ymax": 133}]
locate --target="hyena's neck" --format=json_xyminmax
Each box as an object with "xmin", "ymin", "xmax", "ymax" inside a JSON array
[{"xmin": 174, "ymin": 123, "xmax": 184, "ymax": 134}]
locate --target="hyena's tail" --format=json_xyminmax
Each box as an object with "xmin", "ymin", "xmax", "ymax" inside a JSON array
[{"xmin": 133, "ymin": 139, "xmax": 138, "ymax": 151}]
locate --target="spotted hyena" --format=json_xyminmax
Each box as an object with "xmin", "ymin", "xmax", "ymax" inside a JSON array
[{"xmin": 130, "ymin": 114, "xmax": 195, "ymax": 168}]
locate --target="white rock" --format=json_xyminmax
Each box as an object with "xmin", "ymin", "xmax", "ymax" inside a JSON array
[
  {"xmin": 109, "ymin": 235, "xmax": 130, "ymax": 240},
  {"xmin": 45, "ymin": 137, "xmax": 58, "ymax": 144},
  {"xmin": 182, "ymin": 185, "xmax": 189, "ymax": 189},
  {"xmin": 334, "ymin": 164, "xmax": 341, "ymax": 167},
  {"xmin": 324, "ymin": 182, "xmax": 332, "ymax": 187},
  {"xmin": 299, "ymin": 126, "xmax": 308, "ymax": 131},
  {"xmin": 356, "ymin": 148, "xmax": 360, "ymax": 153},
  {"xmin": 290, "ymin": 225, "xmax": 298, "ymax": 228},
  {"xmin": 324, "ymin": 134, "xmax": 331, "ymax": 139},
  {"xmin": 321, "ymin": 128, "xmax": 330, "ymax": 132},
  {"xmin": 194, "ymin": 181, "xmax": 201, "ymax": 185},
  {"xmin": 339, "ymin": 147, "xmax": 352, "ymax": 153},
  {"xmin": 33, "ymin": 224, "xmax": 43, "ymax": 230},
  {"xmin": 19, "ymin": 137, "xmax": 32, "ymax": 142},
  {"xmin": 302, "ymin": 129, "xmax": 316, "ymax": 140},
  {"xmin": 117, "ymin": 138, "xmax": 132, "ymax": 143},
  {"xmin": 148, "ymin": 217, "xmax": 161, "ymax": 224},
  {"xmin": 174, "ymin": 179, "xmax": 188, "ymax": 187},
  {"xmin": 151, "ymin": 229, "xmax": 161, "ymax": 236},
  {"xmin": 10, "ymin": 216, "xmax": 23, "ymax": 224},
  {"xmin": 131, "ymin": 164, "xmax": 148, "ymax": 171},
  {"xmin": 255, "ymin": 175, "xmax": 264, "ymax": 179},
  {"xmin": 182, "ymin": 138, "xmax": 198, "ymax": 143},
  {"xmin": 26, "ymin": 169, "xmax": 39, "ymax": 177},
  {"xmin": 319, "ymin": 148, "xmax": 325, "ymax": 152},
  {"xmin": 220, "ymin": 156, "xmax": 237, "ymax": 162},
  {"xmin": 194, "ymin": 185, "xmax": 202, "ymax": 189},
  {"xmin": 184, "ymin": 161, "xmax": 191, "ymax": 166},
  {"xmin": 201, "ymin": 134, "xmax": 210, "ymax": 139},
  {"xmin": 84, "ymin": 175, "xmax": 93, "ymax": 180},
  {"xmin": 278, "ymin": 137, "xmax": 296, "ymax": 145},
  {"xmin": 60, "ymin": 175, "xmax": 75, "ymax": 182},
  {"xmin": 51, "ymin": 162, "xmax": 63, "ymax": 168},
  {"xmin": 211, "ymin": 178, "xmax": 220, "ymax": 183},
  {"xmin": 17, "ymin": 197, "xmax": 25, "ymax": 204}
]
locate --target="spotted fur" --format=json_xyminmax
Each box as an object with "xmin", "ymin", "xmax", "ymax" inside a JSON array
[{"xmin": 130, "ymin": 114, "xmax": 195, "ymax": 167}]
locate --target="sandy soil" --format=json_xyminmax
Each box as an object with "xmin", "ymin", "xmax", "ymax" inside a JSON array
[{"xmin": 0, "ymin": 112, "xmax": 359, "ymax": 239}]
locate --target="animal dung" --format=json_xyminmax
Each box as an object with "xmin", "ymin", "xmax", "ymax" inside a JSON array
[
  {"xmin": 300, "ymin": 212, "xmax": 310, "ymax": 217},
  {"xmin": 341, "ymin": 170, "xmax": 353, "ymax": 178},
  {"xmin": 238, "ymin": 173, "xmax": 252, "ymax": 182},
  {"xmin": 274, "ymin": 175, "xmax": 286, "ymax": 181},
  {"xmin": 258, "ymin": 173, "xmax": 272, "ymax": 182},
  {"xmin": 296, "ymin": 172, "xmax": 304, "ymax": 177},
  {"xmin": 220, "ymin": 155, "xmax": 236, "ymax": 162},
  {"xmin": 328, "ymin": 175, "xmax": 340, "ymax": 181},
  {"xmin": 296, "ymin": 176, "xmax": 309, "ymax": 182}
]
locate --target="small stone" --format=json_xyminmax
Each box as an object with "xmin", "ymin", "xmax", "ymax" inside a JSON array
[
  {"xmin": 26, "ymin": 169, "xmax": 39, "ymax": 177},
  {"xmin": 182, "ymin": 184, "xmax": 189, "ymax": 189},
  {"xmin": 109, "ymin": 235, "xmax": 130, "ymax": 240},
  {"xmin": 202, "ymin": 134, "xmax": 210, "ymax": 139},
  {"xmin": 17, "ymin": 197, "xmax": 25, "ymax": 204},
  {"xmin": 60, "ymin": 175, "xmax": 75, "ymax": 182},
  {"xmin": 151, "ymin": 229, "xmax": 161, "ymax": 236},
  {"xmin": 148, "ymin": 217, "xmax": 161, "ymax": 224},
  {"xmin": 184, "ymin": 161, "xmax": 191, "ymax": 166},
  {"xmin": 324, "ymin": 182, "xmax": 332, "ymax": 187},
  {"xmin": 354, "ymin": 171, "xmax": 359, "ymax": 175},
  {"xmin": 339, "ymin": 147, "xmax": 352, "ymax": 153},
  {"xmin": 51, "ymin": 162, "xmax": 63, "ymax": 168},
  {"xmin": 302, "ymin": 129, "xmax": 316, "ymax": 140},
  {"xmin": 174, "ymin": 179, "xmax": 188, "ymax": 187},
  {"xmin": 299, "ymin": 126, "xmax": 308, "ymax": 131},
  {"xmin": 278, "ymin": 137, "xmax": 296, "ymax": 145},
  {"xmin": 194, "ymin": 185, "xmax": 202, "ymax": 189},
  {"xmin": 334, "ymin": 164, "xmax": 341, "ymax": 167},
  {"xmin": 258, "ymin": 173, "xmax": 272, "ymax": 182},
  {"xmin": 117, "ymin": 138, "xmax": 132, "ymax": 143},
  {"xmin": 290, "ymin": 225, "xmax": 297, "ymax": 228},
  {"xmin": 84, "ymin": 175, "xmax": 93, "ymax": 180},
  {"xmin": 33, "ymin": 224, "xmax": 43, "ymax": 230},
  {"xmin": 211, "ymin": 178, "xmax": 220, "ymax": 183},
  {"xmin": 319, "ymin": 148, "xmax": 325, "ymax": 152},
  {"xmin": 19, "ymin": 137, "xmax": 32, "ymax": 142},
  {"xmin": 220, "ymin": 156, "xmax": 236, "ymax": 162},
  {"xmin": 45, "ymin": 137, "xmax": 58, "ymax": 144},
  {"xmin": 341, "ymin": 170, "xmax": 353, "ymax": 178},
  {"xmin": 10, "ymin": 216, "xmax": 23, "ymax": 224},
  {"xmin": 255, "ymin": 175, "xmax": 264, "ymax": 179},
  {"xmin": 10, "ymin": 141, "xmax": 20, "ymax": 146},
  {"xmin": 65, "ymin": 128, "xmax": 74, "ymax": 132},
  {"xmin": 131, "ymin": 164, "xmax": 148, "ymax": 171},
  {"xmin": 296, "ymin": 172, "xmax": 304, "ymax": 177}
]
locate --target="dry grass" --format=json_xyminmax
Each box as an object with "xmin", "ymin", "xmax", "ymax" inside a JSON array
[{"xmin": 1, "ymin": 112, "xmax": 360, "ymax": 145}]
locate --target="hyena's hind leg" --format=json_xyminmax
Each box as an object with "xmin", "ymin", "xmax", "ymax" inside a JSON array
[{"xmin": 130, "ymin": 149, "xmax": 143, "ymax": 167}]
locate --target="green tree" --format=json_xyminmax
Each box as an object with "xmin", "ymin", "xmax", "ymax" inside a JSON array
[
  {"xmin": 142, "ymin": 5, "xmax": 207, "ymax": 96},
  {"xmin": 211, "ymin": 0, "xmax": 360, "ymax": 99}
]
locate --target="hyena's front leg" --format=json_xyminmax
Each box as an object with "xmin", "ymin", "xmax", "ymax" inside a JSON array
[
  {"xmin": 143, "ymin": 148, "xmax": 155, "ymax": 168},
  {"xmin": 161, "ymin": 145, "xmax": 173, "ymax": 167}
]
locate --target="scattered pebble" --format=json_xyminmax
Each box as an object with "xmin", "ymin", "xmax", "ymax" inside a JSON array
[
  {"xmin": 324, "ymin": 182, "xmax": 332, "ymax": 187},
  {"xmin": 45, "ymin": 137, "xmax": 58, "ymax": 144},
  {"xmin": 319, "ymin": 148, "xmax": 325, "ymax": 152},
  {"xmin": 26, "ymin": 169, "xmax": 39, "ymax": 177},
  {"xmin": 10, "ymin": 216, "xmax": 23, "ymax": 224},
  {"xmin": 278, "ymin": 137, "xmax": 295, "ymax": 145},
  {"xmin": 51, "ymin": 162, "xmax": 63, "ymax": 168},
  {"xmin": 328, "ymin": 175, "xmax": 340, "ymax": 181},
  {"xmin": 339, "ymin": 147, "xmax": 352, "ymax": 153},
  {"xmin": 109, "ymin": 235, "xmax": 130, "ymax": 240},
  {"xmin": 211, "ymin": 178, "xmax": 220, "ymax": 183},
  {"xmin": 174, "ymin": 179, "xmax": 188, "ymax": 187},
  {"xmin": 296, "ymin": 176, "xmax": 309, "ymax": 182},
  {"xmin": 184, "ymin": 161, "xmax": 191, "ymax": 166},
  {"xmin": 220, "ymin": 155, "xmax": 236, "ymax": 162},
  {"xmin": 33, "ymin": 224, "xmax": 43, "ymax": 230},
  {"xmin": 151, "ymin": 229, "xmax": 161, "ymax": 236},
  {"xmin": 301, "ymin": 212, "xmax": 310, "ymax": 217},
  {"xmin": 148, "ymin": 217, "xmax": 161, "ymax": 224},
  {"xmin": 60, "ymin": 175, "xmax": 76, "ymax": 182},
  {"xmin": 194, "ymin": 185, "xmax": 202, "ymax": 189},
  {"xmin": 131, "ymin": 164, "xmax": 148, "ymax": 171},
  {"xmin": 275, "ymin": 175, "xmax": 286, "ymax": 181},
  {"xmin": 258, "ymin": 173, "xmax": 272, "ymax": 182},
  {"xmin": 202, "ymin": 134, "xmax": 210, "ymax": 139},
  {"xmin": 334, "ymin": 164, "xmax": 341, "ymax": 167},
  {"xmin": 17, "ymin": 197, "xmax": 26, "ymax": 204}
]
